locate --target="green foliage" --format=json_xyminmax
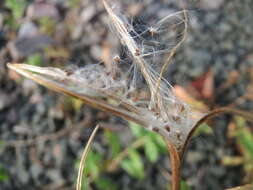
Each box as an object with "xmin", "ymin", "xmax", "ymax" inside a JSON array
[
  {"xmin": 5, "ymin": 0, "xmax": 26, "ymax": 29},
  {"xmin": 79, "ymin": 122, "xmax": 168, "ymax": 188},
  {"xmin": 0, "ymin": 165, "xmax": 8, "ymax": 182},
  {"xmin": 233, "ymin": 117, "xmax": 253, "ymax": 181},
  {"xmin": 5, "ymin": 0, "xmax": 26, "ymax": 20},
  {"xmin": 180, "ymin": 180, "xmax": 192, "ymax": 190},
  {"xmin": 0, "ymin": 141, "xmax": 5, "ymax": 151},
  {"xmin": 105, "ymin": 130, "xmax": 121, "ymax": 158},
  {"xmin": 83, "ymin": 150, "xmax": 103, "ymax": 179},
  {"xmin": 0, "ymin": 142, "xmax": 8, "ymax": 182},
  {"xmin": 235, "ymin": 117, "xmax": 253, "ymax": 159},
  {"xmin": 94, "ymin": 177, "xmax": 118, "ymax": 190},
  {"xmin": 129, "ymin": 121, "xmax": 167, "ymax": 156},
  {"xmin": 121, "ymin": 149, "xmax": 145, "ymax": 179},
  {"xmin": 26, "ymin": 54, "xmax": 43, "ymax": 66},
  {"xmin": 80, "ymin": 150, "xmax": 118, "ymax": 190},
  {"xmin": 67, "ymin": 0, "xmax": 81, "ymax": 8},
  {"xmin": 144, "ymin": 138, "xmax": 159, "ymax": 163},
  {"xmin": 38, "ymin": 17, "xmax": 56, "ymax": 35},
  {"xmin": 193, "ymin": 123, "xmax": 213, "ymax": 137},
  {"xmin": 117, "ymin": 122, "xmax": 167, "ymax": 179},
  {"xmin": 223, "ymin": 116, "xmax": 253, "ymax": 182}
]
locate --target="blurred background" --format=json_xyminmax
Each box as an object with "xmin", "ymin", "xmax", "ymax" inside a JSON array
[{"xmin": 0, "ymin": 0, "xmax": 253, "ymax": 190}]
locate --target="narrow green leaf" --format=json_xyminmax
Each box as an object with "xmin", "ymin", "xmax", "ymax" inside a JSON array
[
  {"xmin": 193, "ymin": 123, "xmax": 213, "ymax": 137},
  {"xmin": 84, "ymin": 150, "xmax": 103, "ymax": 179},
  {"xmin": 26, "ymin": 54, "xmax": 43, "ymax": 66},
  {"xmin": 121, "ymin": 149, "xmax": 145, "ymax": 179},
  {"xmin": 5, "ymin": 0, "xmax": 26, "ymax": 20},
  {"xmin": 235, "ymin": 117, "xmax": 253, "ymax": 158},
  {"xmin": 105, "ymin": 130, "xmax": 121, "ymax": 158},
  {"xmin": 129, "ymin": 122, "xmax": 146, "ymax": 137},
  {"xmin": 0, "ymin": 165, "xmax": 8, "ymax": 182},
  {"xmin": 149, "ymin": 132, "xmax": 167, "ymax": 153},
  {"xmin": 94, "ymin": 177, "xmax": 118, "ymax": 190},
  {"xmin": 144, "ymin": 137, "xmax": 159, "ymax": 163},
  {"xmin": 180, "ymin": 180, "xmax": 191, "ymax": 190}
]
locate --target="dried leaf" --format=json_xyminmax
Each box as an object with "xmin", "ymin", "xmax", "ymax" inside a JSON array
[
  {"xmin": 191, "ymin": 70, "xmax": 214, "ymax": 99},
  {"xmin": 226, "ymin": 184, "xmax": 253, "ymax": 190},
  {"xmin": 174, "ymin": 85, "xmax": 208, "ymax": 111}
]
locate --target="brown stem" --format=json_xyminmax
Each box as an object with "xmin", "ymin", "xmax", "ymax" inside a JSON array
[
  {"xmin": 166, "ymin": 140, "xmax": 182, "ymax": 190},
  {"xmin": 167, "ymin": 107, "xmax": 253, "ymax": 190},
  {"xmin": 182, "ymin": 107, "xmax": 253, "ymax": 156}
]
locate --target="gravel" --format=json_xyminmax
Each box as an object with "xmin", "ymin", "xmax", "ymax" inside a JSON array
[{"xmin": 0, "ymin": 0, "xmax": 253, "ymax": 189}]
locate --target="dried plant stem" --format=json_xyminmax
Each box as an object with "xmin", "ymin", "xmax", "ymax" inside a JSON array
[
  {"xmin": 155, "ymin": 10, "xmax": 188, "ymax": 98},
  {"xmin": 167, "ymin": 107, "xmax": 253, "ymax": 190},
  {"xmin": 76, "ymin": 125, "xmax": 99, "ymax": 190},
  {"xmin": 183, "ymin": 107, "xmax": 253, "ymax": 155},
  {"xmin": 166, "ymin": 141, "xmax": 182, "ymax": 190}
]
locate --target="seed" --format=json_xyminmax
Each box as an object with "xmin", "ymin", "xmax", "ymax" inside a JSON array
[
  {"xmin": 175, "ymin": 130, "xmax": 182, "ymax": 140},
  {"xmin": 135, "ymin": 48, "xmax": 141, "ymax": 56},
  {"xmin": 132, "ymin": 96, "xmax": 139, "ymax": 102},
  {"xmin": 165, "ymin": 125, "xmax": 171, "ymax": 132},
  {"xmin": 179, "ymin": 104, "xmax": 185, "ymax": 113},
  {"xmin": 64, "ymin": 69, "xmax": 74, "ymax": 76},
  {"xmin": 113, "ymin": 55, "xmax": 121, "ymax": 63},
  {"xmin": 148, "ymin": 27, "xmax": 158, "ymax": 37},
  {"xmin": 152, "ymin": 127, "xmax": 159, "ymax": 132},
  {"xmin": 172, "ymin": 115, "xmax": 181, "ymax": 123}
]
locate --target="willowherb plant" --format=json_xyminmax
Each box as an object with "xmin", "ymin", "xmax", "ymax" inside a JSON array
[{"xmin": 7, "ymin": 0, "xmax": 253, "ymax": 189}]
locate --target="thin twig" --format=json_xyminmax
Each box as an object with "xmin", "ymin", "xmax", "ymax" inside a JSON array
[
  {"xmin": 154, "ymin": 10, "xmax": 188, "ymax": 99},
  {"xmin": 166, "ymin": 140, "xmax": 182, "ymax": 190},
  {"xmin": 182, "ymin": 107, "xmax": 253, "ymax": 159},
  {"xmin": 76, "ymin": 125, "xmax": 100, "ymax": 190}
]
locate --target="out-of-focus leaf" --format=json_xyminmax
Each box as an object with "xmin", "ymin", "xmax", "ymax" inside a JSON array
[
  {"xmin": 71, "ymin": 98, "xmax": 83, "ymax": 111},
  {"xmin": 38, "ymin": 17, "xmax": 56, "ymax": 35},
  {"xmin": 0, "ymin": 165, "xmax": 8, "ymax": 182},
  {"xmin": 222, "ymin": 156, "xmax": 244, "ymax": 166},
  {"xmin": 94, "ymin": 177, "xmax": 118, "ymax": 190},
  {"xmin": 191, "ymin": 70, "xmax": 214, "ymax": 99},
  {"xmin": 235, "ymin": 117, "xmax": 253, "ymax": 159},
  {"xmin": 81, "ymin": 178, "xmax": 89, "ymax": 190},
  {"xmin": 26, "ymin": 54, "xmax": 43, "ymax": 66},
  {"xmin": 67, "ymin": 0, "xmax": 81, "ymax": 8},
  {"xmin": 129, "ymin": 122, "xmax": 146, "ymax": 137},
  {"xmin": 174, "ymin": 85, "xmax": 208, "ymax": 111},
  {"xmin": 144, "ymin": 138, "xmax": 159, "ymax": 163},
  {"xmin": 121, "ymin": 149, "xmax": 145, "ymax": 179},
  {"xmin": 5, "ymin": 0, "xmax": 26, "ymax": 20},
  {"xmin": 226, "ymin": 117, "xmax": 253, "ymax": 182},
  {"xmin": 0, "ymin": 141, "xmax": 5, "ymax": 150},
  {"xmin": 180, "ymin": 180, "xmax": 192, "ymax": 190},
  {"xmin": 105, "ymin": 130, "xmax": 121, "ymax": 158},
  {"xmin": 84, "ymin": 150, "xmax": 103, "ymax": 179},
  {"xmin": 45, "ymin": 47, "xmax": 70, "ymax": 59},
  {"xmin": 193, "ymin": 123, "xmax": 213, "ymax": 137},
  {"xmin": 148, "ymin": 132, "xmax": 167, "ymax": 153}
]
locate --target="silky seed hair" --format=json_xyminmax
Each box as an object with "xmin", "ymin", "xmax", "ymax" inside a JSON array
[
  {"xmin": 102, "ymin": 0, "xmax": 198, "ymax": 146},
  {"xmin": 8, "ymin": 1, "xmax": 200, "ymax": 150}
]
